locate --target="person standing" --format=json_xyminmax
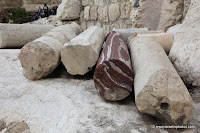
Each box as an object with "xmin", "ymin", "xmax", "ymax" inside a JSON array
[
  {"xmin": 43, "ymin": 4, "xmax": 49, "ymax": 17},
  {"xmin": 38, "ymin": 6, "xmax": 42, "ymax": 16}
]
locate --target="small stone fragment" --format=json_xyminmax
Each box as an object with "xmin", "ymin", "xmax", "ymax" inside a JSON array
[
  {"xmin": 7, "ymin": 122, "xmax": 30, "ymax": 133},
  {"xmin": 0, "ymin": 121, "xmax": 6, "ymax": 131}
]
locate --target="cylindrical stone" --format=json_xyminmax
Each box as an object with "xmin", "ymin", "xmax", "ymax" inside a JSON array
[
  {"xmin": 0, "ymin": 24, "xmax": 55, "ymax": 48},
  {"xmin": 94, "ymin": 31, "xmax": 133, "ymax": 101},
  {"xmin": 127, "ymin": 30, "xmax": 164, "ymax": 44},
  {"xmin": 129, "ymin": 37, "xmax": 193, "ymax": 125},
  {"xmin": 137, "ymin": 33, "xmax": 174, "ymax": 54},
  {"xmin": 18, "ymin": 23, "xmax": 82, "ymax": 80},
  {"xmin": 112, "ymin": 28, "xmax": 148, "ymax": 41},
  {"xmin": 61, "ymin": 26, "xmax": 105, "ymax": 75}
]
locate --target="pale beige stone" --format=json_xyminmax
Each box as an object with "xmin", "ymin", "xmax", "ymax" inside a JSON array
[
  {"xmin": 87, "ymin": 21, "xmax": 95, "ymax": 28},
  {"xmin": 137, "ymin": 33, "xmax": 174, "ymax": 54},
  {"xmin": 109, "ymin": 3, "xmax": 120, "ymax": 21},
  {"xmin": 18, "ymin": 23, "xmax": 82, "ymax": 80},
  {"xmin": 90, "ymin": 6, "xmax": 98, "ymax": 21},
  {"xmin": 120, "ymin": 2, "xmax": 132, "ymax": 19},
  {"xmin": 103, "ymin": 24, "xmax": 110, "ymax": 37},
  {"xmin": 61, "ymin": 26, "xmax": 104, "ymax": 75},
  {"xmin": 112, "ymin": 28, "xmax": 148, "ymax": 41},
  {"xmin": 1, "ymin": 49, "xmax": 199, "ymax": 133},
  {"xmin": 129, "ymin": 37, "xmax": 193, "ymax": 125},
  {"xmin": 168, "ymin": 0, "xmax": 200, "ymax": 86},
  {"xmin": 98, "ymin": 6, "xmax": 108, "ymax": 22},
  {"xmin": 0, "ymin": 24, "xmax": 54, "ymax": 48},
  {"xmin": 57, "ymin": 0, "xmax": 81, "ymax": 20},
  {"xmin": 84, "ymin": 6, "xmax": 91, "ymax": 21},
  {"xmin": 127, "ymin": 30, "xmax": 164, "ymax": 44},
  {"xmin": 82, "ymin": 0, "xmax": 89, "ymax": 6},
  {"xmin": 130, "ymin": 0, "xmax": 186, "ymax": 31}
]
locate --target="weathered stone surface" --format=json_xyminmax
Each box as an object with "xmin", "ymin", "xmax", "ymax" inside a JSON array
[
  {"xmin": 103, "ymin": 24, "xmax": 110, "ymax": 37},
  {"xmin": 98, "ymin": 6, "xmax": 108, "ymax": 22},
  {"xmin": 127, "ymin": 30, "xmax": 164, "ymax": 44},
  {"xmin": 0, "ymin": 24, "xmax": 54, "ymax": 48},
  {"xmin": 168, "ymin": 0, "xmax": 200, "ymax": 86},
  {"xmin": 7, "ymin": 122, "xmax": 30, "ymax": 133},
  {"xmin": 84, "ymin": 6, "xmax": 91, "ymax": 21},
  {"xmin": 0, "ymin": 49, "xmax": 200, "ymax": 133},
  {"xmin": 130, "ymin": 0, "xmax": 187, "ymax": 31},
  {"xmin": 82, "ymin": 0, "xmax": 89, "ymax": 6},
  {"xmin": 87, "ymin": 21, "xmax": 95, "ymax": 28},
  {"xmin": 61, "ymin": 26, "xmax": 104, "ymax": 75},
  {"xmin": 0, "ymin": 121, "xmax": 6, "ymax": 131},
  {"xmin": 94, "ymin": 31, "xmax": 133, "ymax": 101},
  {"xmin": 129, "ymin": 37, "xmax": 193, "ymax": 125},
  {"xmin": 57, "ymin": 0, "xmax": 81, "ymax": 20},
  {"xmin": 18, "ymin": 23, "xmax": 82, "ymax": 80},
  {"xmin": 109, "ymin": 3, "xmax": 120, "ymax": 21},
  {"xmin": 137, "ymin": 33, "xmax": 174, "ymax": 54},
  {"xmin": 112, "ymin": 28, "xmax": 148, "ymax": 41},
  {"xmin": 90, "ymin": 6, "xmax": 98, "ymax": 21},
  {"xmin": 120, "ymin": 2, "xmax": 132, "ymax": 19}
]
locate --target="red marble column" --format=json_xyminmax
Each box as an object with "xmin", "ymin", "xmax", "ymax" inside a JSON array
[{"xmin": 94, "ymin": 31, "xmax": 133, "ymax": 101}]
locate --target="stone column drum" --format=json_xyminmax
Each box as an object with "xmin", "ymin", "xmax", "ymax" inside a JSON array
[
  {"xmin": 129, "ymin": 37, "xmax": 193, "ymax": 125},
  {"xmin": 112, "ymin": 28, "xmax": 148, "ymax": 41},
  {"xmin": 0, "ymin": 24, "xmax": 54, "ymax": 48},
  {"xmin": 18, "ymin": 23, "xmax": 82, "ymax": 80},
  {"xmin": 137, "ymin": 33, "xmax": 174, "ymax": 54},
  {"xmin": 127, "ymin": 30, "xmax": 164, "ymax": 44},
  {"xmin": 61, "ymin": 26, "xmax": 104, "ymax": 75},
  {"xmin": 94, "ymin": 31, "xmax": 133, "ymax": 101}
]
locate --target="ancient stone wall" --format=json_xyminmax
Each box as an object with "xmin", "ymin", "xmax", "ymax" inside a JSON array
[
  {"xmin": 0, "ymin": 0, "xmax": 23, "ymax": 12},
  {"xmin": 79, "ymin": 0, "xmax": 133, "ymax": 35},
  {"xmin": 130, "ymin": 0, "xmax": 190, "ymax": 31}
]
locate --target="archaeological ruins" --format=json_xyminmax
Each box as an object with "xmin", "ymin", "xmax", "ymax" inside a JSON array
[{"xmin": 0, "ymin": 0, "xmax": 199, "ymax": 132}]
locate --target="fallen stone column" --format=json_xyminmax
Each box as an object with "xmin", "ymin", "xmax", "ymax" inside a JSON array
[
  {"xmin": 112, "ymin": 28, "xmax": 148, "ymax": 41},
  {"xmin": 18, "ymin": 23, "xmax": 82, "ymax": 80},
  {"xmin": 94, "ymin": 31, "xmax": 133, "ymax": 101},
  {"xmin": 127, "ymin": 30, "xmax": 164, "ymax": 44},
  {"xmin": 61, "ymin": 26, "xmax": 104, "ymax": 75},
  {"xmin": 137, "ymin": 33, "xmax": 174, "ymax": 54},
  {"xmin": 0, "ymin": 24, "xmax": 55, "ymax": 48},
  {"xmin": 129, "ymin": 37, "xmax": 193, "ymax": 125}
]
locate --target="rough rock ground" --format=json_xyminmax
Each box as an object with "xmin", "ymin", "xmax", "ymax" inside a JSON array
[{"xmin": 0, "ymin": 49, "xmax": 199, "ymax": 133}]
